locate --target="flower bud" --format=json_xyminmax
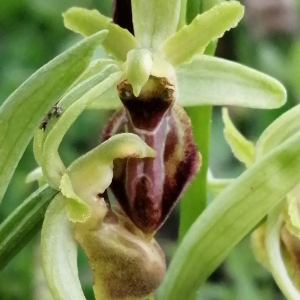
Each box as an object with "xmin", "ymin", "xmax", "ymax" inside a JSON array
[
  {"xmin": 102, "ymin": 76, "xmax": 201, "ymax": 234},
  {"xmin": 74, "ymin": 207, "xmax": 166, "ymax": 300}
]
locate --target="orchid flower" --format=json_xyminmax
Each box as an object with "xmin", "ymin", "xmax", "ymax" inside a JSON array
[
  {"xmin": 0, "ymin": 0, "xmax": 289, "ymax": 300},
  {"xmin": 209, "ymin": 104, "xmax": 300, "ymax": 300}
]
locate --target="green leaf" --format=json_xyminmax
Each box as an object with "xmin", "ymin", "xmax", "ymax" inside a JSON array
[
  {"xmin": 265, "ymin": 205, "xmax": 300, "ymax": 300},
  {"xmin": 0, "ymin": 185, "xmax": 58, "ymax": 270},
  {"xmin": 222, "ymin": 108, "xmax": 255, "ymax": 167},
  {"xmin": 162, "ymin": 1, "xmax": 244, "ymax": 66},
  {"xmin": 0, "ymin": 31, "xmax": 107, "ymax": 204},
  {"xmin": 176, "ymin": 55, "xmax": 287, "ymax": 108},
  {"xmin": 132, "ymin": 0, "xmax": 181, "ymax": 49},
  {"xmin": 125, "ymin": 49, "xmax": 153, "ymax": 96},
  {"xmin": 158, "ymin": 129, "xmax": 300, "ymax": 300},
  {"xmin": 255, "ymin": 104, "xmax": 300, "ymax": 159},
  {"xmin": 33, "ymin": 64, "xmax": 120, "ymax": 166},
  {"xmin": 63, "ymin": 7, "xmax": 138, "ymax": 61},
  {"xmin": 41, "ymin": 193, "xmax": 86, "ymax": 300},
  {"xmin": 42, "ymin": 71, "xmax": 123, "ymax": 188}
]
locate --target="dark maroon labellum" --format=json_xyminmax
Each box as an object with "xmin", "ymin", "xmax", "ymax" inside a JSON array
[{"xmin": 102, "ymin": 76, "xmax": 201, "ymax": 234}]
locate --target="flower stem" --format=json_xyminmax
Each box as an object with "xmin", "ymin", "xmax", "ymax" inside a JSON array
[{"xmin": 179, "ymin": 106, "xmax": 212, "ymax": 242}]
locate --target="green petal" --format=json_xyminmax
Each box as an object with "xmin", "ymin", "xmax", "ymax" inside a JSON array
[
  {"xmin": 158, "ymin": 129, "xmax": 300, "ymax": 300},
  {"xmin": 0, "ymin": 185, "xmax": 57, "ymax": 270},
  {"xmin": 176, "ymin": 55, "xmax": 287, "ymax": 108},
  {"xmin": 265, "ymin": 205, "xmax": 300, "ymax": 300},
  {"xmin": 41, "ymin": 71, "xmax": 123, "ymax": 189},
  {"xmin": 60, "ymin": 174, "xmax": 91, "ymax": 223},
  {"xmin": 63, "ymin": 7, "xmax": 138, "ymax": 61},
  {"xmin": 41, "ymin": 194, "xmax": 87, "ymax": 300},
  {"xmin": 162, "ymin": 1, "xmax": 244, "ymax": 66},
  {"xmin": 66, "ymin": 133, "xmax": 156, "ymax": 204},
  {"xmin": 126, "ymin": 49, "xmax": 153, "ymax": 96},
  {"xmin": 255, "ymin": 104, "xmax": 300, "ymax": 159},
  {"xmin": 132, "ymin": 0, "xmax": 181, "ymax": 49},
  {"xmin": 0, "ymin": 31, "xmax": 106, "ymax": 204},
  {"xmin": 222, "ymin": 108, "xmax": 255, "ymax": 167}
]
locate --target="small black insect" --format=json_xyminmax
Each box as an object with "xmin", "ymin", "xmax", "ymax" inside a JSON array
[{"xmin": 39, "ymin": 104, "xmax": 63, "ymax": 131}]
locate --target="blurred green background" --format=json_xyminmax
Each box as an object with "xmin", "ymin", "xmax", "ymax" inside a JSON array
[{"xmin": 1, "ymin": 0, "xmax": 300, "ymax": 299}]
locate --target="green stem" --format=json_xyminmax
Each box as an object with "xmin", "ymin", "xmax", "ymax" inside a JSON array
[
  {"xmin": 179, "ymin": 106, "xmax": 212, "ymax": 241},
  {"xmin": 177, "ymin": 0, "xmax": 188, "ymax": 29}
]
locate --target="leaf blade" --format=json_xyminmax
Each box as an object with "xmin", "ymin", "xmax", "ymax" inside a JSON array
[
  {"xmin": 0, "ymin": 185, "xmax": 58, "ymax": 270},
  {"xmin": 0, "ymin": 31, "xmax": 107, "ymax": 204},
  {"xmin": 158, "ymin": 130, "xmax": 300, "ymax": 300}
]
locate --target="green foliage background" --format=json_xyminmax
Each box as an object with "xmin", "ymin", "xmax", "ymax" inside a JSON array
[{"xmin": 0, "ymin": 0, "xmax": 300, "ymax": 299}]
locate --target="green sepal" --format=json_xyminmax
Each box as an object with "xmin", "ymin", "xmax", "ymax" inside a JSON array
[
  {"xmin": 0, "ymin": 185, "xmax": 58, "ymax": 270},
  {"xmin": 0, "ymin": 31, "xmax": 107, "ymax": 204},
  {"xmin": 176, "ymin": 55, "xmax": 287, "ymax": 108},
  {"xmin": 63, "ymin": 7, "xmax": 138, "ymax": 61},
  {"xmin": 222, "ymin": 108, "xmax": 255, "ymax": 167},
  {"xmin": 132, "ymin": 0, "xmax": 181, "ymax": 49}
]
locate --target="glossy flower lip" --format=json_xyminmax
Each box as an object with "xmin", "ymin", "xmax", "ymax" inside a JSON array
[{"xmin": 63, "ymin": 0, "xmax": 286, "ymax": 109}]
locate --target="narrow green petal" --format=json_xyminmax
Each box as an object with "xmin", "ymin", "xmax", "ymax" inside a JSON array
[
  {"xmin": 126, "ymin": 49, "xmax": 153, "ymax": 96},
  {"xmin": 265, "ymin": 206, "xmax": 300, "ymax": 300},
  {"xmin": 255, "ymin": 104, "xmax": 300, "ymax": 159},
  {"xmin": 176, "ymin": 55, "xmax": 287, "ymax": 108},
  {"xmin": 162, "ymin": 1, "xmax": 244, "ymax": 66},
  {"xmin": 41, "ymin": 194, "xmax": 87, "ymax": 300},
  {"xmin": 0, "ymin": 185, "xmax": 58, "ymax": 270},
  {"xmin": 132, "ymin": 0, "xmax": 181, "ymax": 49},
  {"xmin": 222, "ymin": 108, "xmax": 255, "ymax": 167},
  {"xmin": 0, "ymin": 31, "xmax": 106, "ymax": 204},
  {"xmin": 63, "ymin": 7, "xmax": 138, "ymax": 61},
  {"xmin": 42, "ymin": 71, "xmax": 123, "ymax": 189},
  {"xmin": 60, "ymin": 174, "xmax": 91, "ymax": 223},
  {"xmin": 66, "ymin": 133, "xmax": 156, "ymax": 204},
  {"xmin": 158, "ymin": 129, "xmax": 300, "ymax": 300}
]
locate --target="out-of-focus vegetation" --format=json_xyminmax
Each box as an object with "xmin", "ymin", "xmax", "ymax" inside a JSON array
[{"xmin": 1, "ymin": 0, "xmax": 300, "ymax": 299}]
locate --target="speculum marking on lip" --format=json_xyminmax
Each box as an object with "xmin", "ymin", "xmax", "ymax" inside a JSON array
[{"xmin": 102, "ymin": 77, "xmax": 201, "ymax": 234}]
